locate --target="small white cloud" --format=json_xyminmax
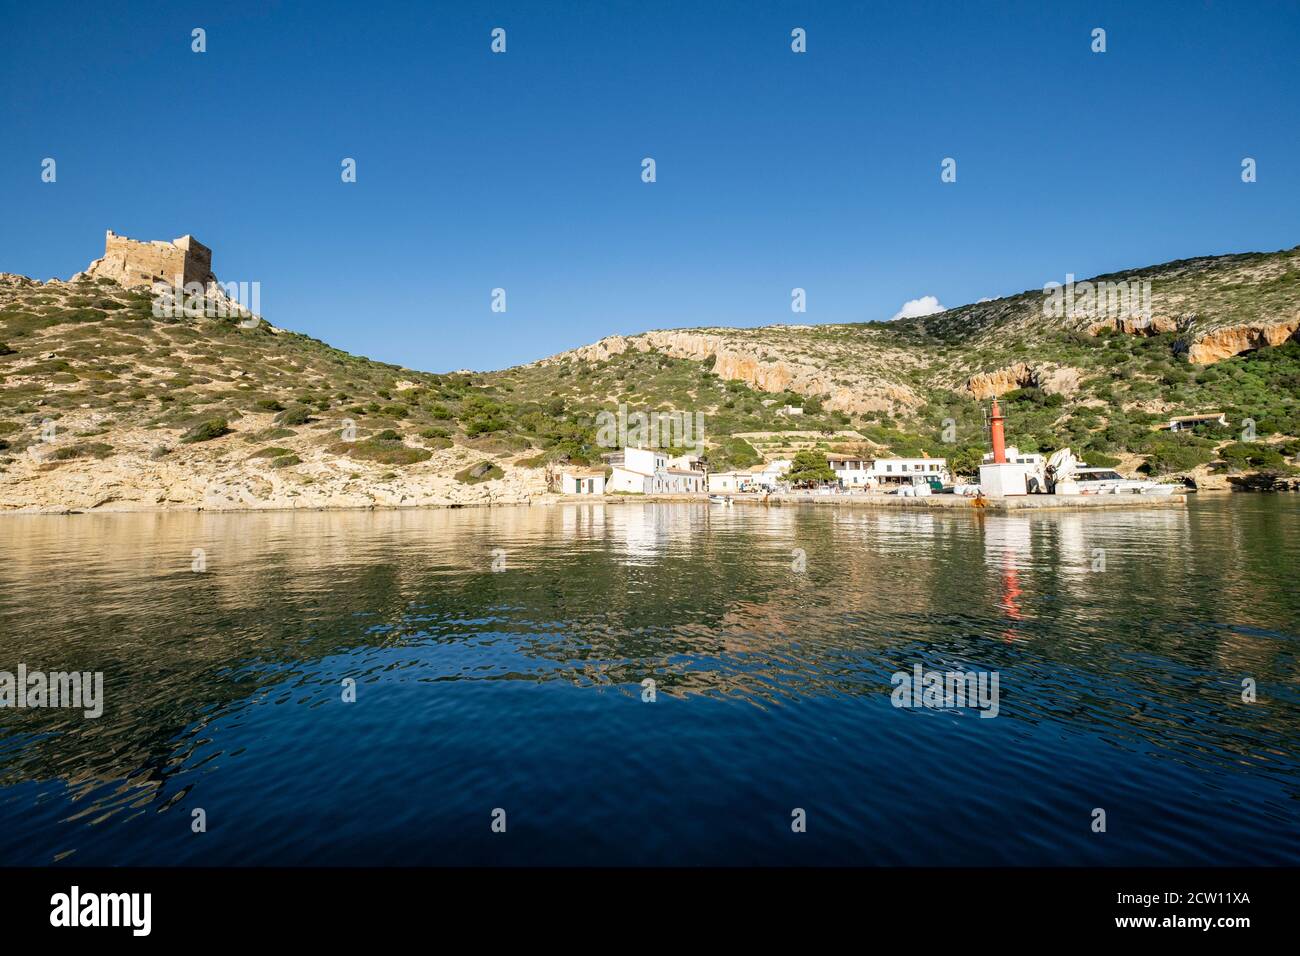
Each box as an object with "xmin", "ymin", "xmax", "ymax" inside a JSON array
[{"xmin": 891, "ymin": 295, "xmax": 946, "ymax": 321}]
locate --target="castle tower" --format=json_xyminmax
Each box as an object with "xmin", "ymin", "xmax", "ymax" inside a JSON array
[{"xmin": 88, "ymin": 230, "xmax": 216, "ymax": 289}]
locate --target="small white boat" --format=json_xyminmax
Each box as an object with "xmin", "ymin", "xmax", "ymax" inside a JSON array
[
  {"xmin": 1072, "ymin": 468, "xmax": 1180, "ymax": 495},
  {"xmin": 708, "ymin": 494, "xmax": 734, "ymax": 506}
]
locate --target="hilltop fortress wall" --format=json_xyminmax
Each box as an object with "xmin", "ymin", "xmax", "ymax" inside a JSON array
[{"xmin": 84, "ymin": 230, "xmax": 215, "ymax": 289}]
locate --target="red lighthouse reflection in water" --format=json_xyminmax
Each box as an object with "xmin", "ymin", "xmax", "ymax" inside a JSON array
[{"xmin": 983, "ymin": 516, "xmax": 1028, "ymax": 642}]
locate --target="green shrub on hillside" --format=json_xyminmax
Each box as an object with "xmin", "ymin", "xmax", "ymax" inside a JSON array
[
  {"xmin": 711, "ymin": 437, "xmax": 761, "ymax": 471},
  {"xmin": 1078, "ymin": 449, "xmax": 1121, "ymax": 468},
  {"xmin": 181, "ymin": 418, "xmax": 230, "ymax": 443},
  {"xmin": 50, "ymin": 442, "xmax": 113, "ymax": 461},
  {"xmin": 455, "ymin": 461, "xmax": 504, "ymax": 484},
  {"xmin": 1139, "ymin": 434, "xmax": 1215, "ymax": 474},
  {"xmin": 275, "ymin": 405, "xmax": 313, "ymax": 426},
  {"xmin": 1216, "ymin": 442, "xmax": 1288, "ymax": 472},
  {"xmin": 329, "ymin": 437, "xmax": 430, "ymax": 465}
]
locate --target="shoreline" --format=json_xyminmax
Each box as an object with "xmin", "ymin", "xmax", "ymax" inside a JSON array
[
  {"xmin": 0, "ymin": 492, "xmax": 707, "ymax": 516},
  {"xmin": 0, "ymin": 489, "xmax": 1242, "ymax": 517},
  {"xmin": 749, "ymin": 490, "xmax": 1194, "ymax": 511}
]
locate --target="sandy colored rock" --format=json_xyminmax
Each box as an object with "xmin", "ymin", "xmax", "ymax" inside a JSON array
[
  {"xmin": 1186, "ymin": 319, "xmax": 1300, "ymax": 363},
  {"xmin": 0, "ymin": 413, "xmax": 547, "ymax": 514},
  {"xmin": 554, "ymin": 329, "xmax": 920, "ymax": 413},
  {"xmin": 966, "ymin": 362, "xmax": 1083, "ymax": 399},
  {"xmin": 967, "ymin": 363, "xmax": 1035, "ymax": 399}
]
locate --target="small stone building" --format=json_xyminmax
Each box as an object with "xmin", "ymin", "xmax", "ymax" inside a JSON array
[{"xmin": 561, "ymin": 469, "xmax": 606, "ymax": 495}]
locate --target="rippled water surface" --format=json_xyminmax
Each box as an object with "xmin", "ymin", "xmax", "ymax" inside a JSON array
[{"xmin": 1, "ymin": 496, "xmax": 1296, "ymax": 865}]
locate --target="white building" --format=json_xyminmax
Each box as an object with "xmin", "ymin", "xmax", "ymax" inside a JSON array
[
  {"xmin": 1158, "ymin": 412, "xmax": 1228, "ymax": 433},
  {"xmin": 981, "ymin": 445, "xmax": 1043, "ymax": 468},
  {"xmin": 560, "ymin": 468, "xmax": 606, "ymax": 495},
  {"xmin": 820, "ymin": 454, "xmax": 950, "ymax": 488},
  {"xmin": 707, "ymin": 471, "xmax": 751, "ymax": 493},
  {"xmin": 666, "ymin": 452, "xmax": 705, "ymax": 472},
  {"xmin": 867, "ymin": 457, "xmax": 949, "ymax": 486},
  {"xmin": 707, "ymin": 458, "xmax": 791, "ymax": 493},
  {"xmin": 752, "ymin": 459, "xmax": 791, "ymax": 490},
  {"xmin": 605, "ymin": 447, "xmax": 706, "ymax": 494},
  {"xmin": 827, "ymin": 453, "xmax": 873, "ymax": 487}
]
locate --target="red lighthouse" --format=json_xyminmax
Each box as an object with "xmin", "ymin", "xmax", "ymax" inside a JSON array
[
  {"xmin": 978, "ymin": 397, "xmax": 1027, "ymax": 497},
  {"xmin": 989, "ymin": 398, "xmax": 1008, "ymax": 464}
]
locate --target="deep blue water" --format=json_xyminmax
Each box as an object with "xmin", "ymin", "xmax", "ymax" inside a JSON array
[{"xmin": 0, "ymin": 496, "xmax": 1296, "ymax": 865}]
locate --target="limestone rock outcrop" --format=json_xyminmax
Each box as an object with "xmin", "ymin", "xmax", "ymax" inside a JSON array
[
  {"xmin": 1, "ymin": 415, "xmax": 547, "ymax": 514},
  {"xmin": 555, "ymin": 330, "xmax": 920, "ymax": 413},
  {"xmin": 966, "ymin": 362, "xmax": 1034, "ymax": 399},
  {"xmin": 1186, "ymin": 319, "xmax": 1300, "ymax": 364},
  {"xmin": 966, "ymin": 362, "xmax": 1082, "ymax": 399},
  {"xmin": 1086, "ymin": 314, "xmax": 1184, "ymax": 336}
]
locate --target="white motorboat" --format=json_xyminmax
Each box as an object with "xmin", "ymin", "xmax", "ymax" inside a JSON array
[
  {"xmin": 1070, "ymin": 467, "xmax": 1180, "ymax": 495},
  {"xmin": 1036, "ymin": 450, "xmax": 1180, "ymax": 496}
]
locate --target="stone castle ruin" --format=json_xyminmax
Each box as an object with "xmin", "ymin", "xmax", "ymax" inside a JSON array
[
  {"xmin": 75, "ymin": 230, "xmax": 262, "ymax": 324},
  {"xmin": 80, "ymin": 230, "xmax": 217, "ymax": 289}
]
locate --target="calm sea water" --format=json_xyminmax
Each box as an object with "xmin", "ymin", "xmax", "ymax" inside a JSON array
[{"xmin": 0, "ymin": 496, "xmax": 1296, "ymax": 866}]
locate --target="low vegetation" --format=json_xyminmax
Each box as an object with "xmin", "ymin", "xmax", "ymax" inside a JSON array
[
  {"xmin": 329, "ymin": 437, "xmax": 431, "ymax": 466},
  {"xmin": 180, "ymin": 418, "xmax": 230, "ymax": 443},
  {"xmin": 456, "ymin": 461, "xmax": 505, "ymax": 484},
  {"xmin": 49, "ymin": 441, "xmax": 113, "ymax": 461},
  {"xmin": 2, "ymin": 244, "xmax": 1297, "ymax": 489}
]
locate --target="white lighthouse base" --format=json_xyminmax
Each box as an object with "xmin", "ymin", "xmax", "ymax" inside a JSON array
[{"xmin": 979, "ymin": 463, "xmax": 1028, "ymax": 497}]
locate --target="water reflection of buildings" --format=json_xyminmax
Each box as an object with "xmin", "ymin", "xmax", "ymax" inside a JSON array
[
  {"xmin": 1052, "ymin": 509, "xmax": 1193, "ymax": 639},
  {"xmin": 610, "ymin": 503, "xmax": 676, "ymax": 562},
  {"xmin": 1, "ymin": 501, "xmax": 1294, "ymax": 826},
  {"xmin": 560, "ymin": 502, "xmax": 606, "ymax": 536},
  {"xmin": 979, "ymin": 509, "xmax": 1199, "ymax": 636}
]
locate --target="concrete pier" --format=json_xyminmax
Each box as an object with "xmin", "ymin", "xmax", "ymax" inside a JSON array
[{"xmin": 748, "ymin": 491, "xmax": 1189, "ymax": 512}]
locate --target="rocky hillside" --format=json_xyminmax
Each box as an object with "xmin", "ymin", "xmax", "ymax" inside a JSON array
[
  {"xmin": 0, "ymin": 276, "xmax": 548, "ymax": 511},
  {"xmin": 492, "ymin": 245, "xmax": 1300, "ymax": 480},
  {"xmin": 527, "ymin": 246, "xmax": 1300, "ymax": 411},
  {"xmin": 1, "ymin": 243, "xmax": 1297, "ymax": 512}
]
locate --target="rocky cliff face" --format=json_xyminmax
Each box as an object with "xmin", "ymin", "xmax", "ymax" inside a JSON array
[
  {"xmin": 1086, "ymin": 315, "xmax": 1184, "ymax": 336},
  {"xmin": 553, "ymin": 329, "xmax": 920, "ymax": 413},
  {"xmin": 543, "ymin": 248, "xmax": 1300, "ymax": 414},
  {"xmin": 1084, "ymin": 312, "xmax": 1300, "ymax": 364},
  {"xmin": 966, "ymin": 363, "xmax": 1035, "ymax": 399},
  {"xmin": 964, "ymin": 363, "xmax": 1082, "ymax": 399},
  {"xmin": 1186, "ymin": 319, "xmax": 1300, "ymax": 363}
]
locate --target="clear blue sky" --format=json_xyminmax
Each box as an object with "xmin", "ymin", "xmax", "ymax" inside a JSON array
[{"xmin": 2, "ymin": 0, "xmax": 1297, "ymax": 373}]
